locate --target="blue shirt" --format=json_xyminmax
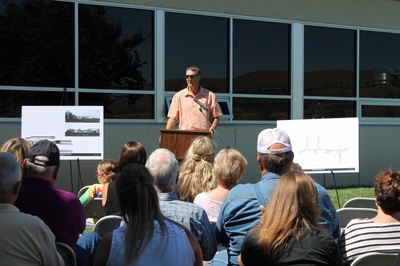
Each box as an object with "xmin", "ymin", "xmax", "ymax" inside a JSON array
[
  {"xmin": 158, "ymin": 193, "xmax": 217, "ymax": 260},
  {"xmin": 215, "ymin": 172, "xmax": 340, "ymax": 266}
]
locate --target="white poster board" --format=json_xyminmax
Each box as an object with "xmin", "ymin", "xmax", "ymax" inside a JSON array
[
  {"xmin": 22, "ymin": 106, "xmax": 104, "ymax": 160},
  {"xmin": 277, "ymin": 117, "xmax": 359, "ymax": 173}
]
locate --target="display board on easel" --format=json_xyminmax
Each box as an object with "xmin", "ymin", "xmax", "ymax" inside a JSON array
[
  {"xmin": 22, "ymin": 106, "xmax": 104, "ymax": 160},
  {"xmin": 277, "ymin": 117, "xmax": 359, "ymax": 174}
]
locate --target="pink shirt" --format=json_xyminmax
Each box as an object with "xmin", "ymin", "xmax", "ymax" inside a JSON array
[
  {"xmin": 168, "ymin": 87, "xmax": 223, "ymax": 130},
  {"xmin": 193, "ymin": 192, "xmax": 223, "ymax": 223}
]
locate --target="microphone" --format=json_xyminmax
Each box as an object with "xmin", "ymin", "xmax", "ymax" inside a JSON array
[{"xmin": 193, "ymin": 98, "xmax": 209, "ymax": 111}]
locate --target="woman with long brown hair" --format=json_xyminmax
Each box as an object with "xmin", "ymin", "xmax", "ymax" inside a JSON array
[{"xmin": 238, "ymin": 170, "xmax": 341, "ymax": 265}]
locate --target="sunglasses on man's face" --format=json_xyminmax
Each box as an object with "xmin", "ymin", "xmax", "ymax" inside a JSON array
[{"xmin": 185, "ymin": 75, "xmax": 198, "ymax": 79}]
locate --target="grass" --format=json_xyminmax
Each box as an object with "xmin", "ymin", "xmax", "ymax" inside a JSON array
[{"xmin": 327, "ymin": 187, "xmax": 374, "ymax": 210}]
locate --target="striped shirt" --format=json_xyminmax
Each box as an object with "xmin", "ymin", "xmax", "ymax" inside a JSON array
[{"xmin": 338, "ymin": 218, "xmax": 400, "ymax": 262}]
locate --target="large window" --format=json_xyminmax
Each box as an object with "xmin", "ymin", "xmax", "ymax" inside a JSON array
[
  {"xmin": 360, "ymin": 31, "xmax": 400, "ymax": 99},
  {"xmin": 232, "ymin": 19, "xmax": 290, "ymax": 120},
  {"xmin": 304, "ymin": 26, "xmax": 356, "ymax": 118},
  {"xmin": 0, "ymin": 0, "xmax": 74, "ymax": 88},
  {"xmin": 165, "ymin": 13, "xmax": 228, "ymax": 93}
]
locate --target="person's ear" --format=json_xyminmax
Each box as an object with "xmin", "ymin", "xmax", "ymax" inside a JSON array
[
  {"xmin": 257, "ymin": 154, "xmax": 263, "ymax": 171},
  {"xmin": 53, "ymin": 165, "xmax": 60, "ymax": 180}
]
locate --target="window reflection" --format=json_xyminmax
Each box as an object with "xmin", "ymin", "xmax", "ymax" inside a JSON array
[
  {"xmin": 165, "ymin": 13, "xmax": 228, "ymax": 93},
  {"xmin": 362, "ymin": 105, "xmax": 400, "ymax": 118},
  {"xmin": 0, "ymin": 0, "xmax": 74, "ymax": 87},
  {"xmin": 304, "ymin": 26, "xmax": 356, "ymax": 97},
  {"xmin": 78, "ymin": 5, "xmax": 153, "ymax": 91},
  {"xmin": 304, "ymin": 100, "xmax": 355, "ymax": 119},
  {"xmin": 233, "ymin": 98, "xmax": 290, "ymax": 120},
  {"xmin": 360, "ymin": 31, "xmax": 400, "ymax": 98},
  {"xmin": 233, "ymin": 19, "xmax": 290, "ymax": 95},
  {"xmin": 79, "ymin": 93, "xmax": 154, "ymax": 119},
  {"xmin": 0, "ymin": 90, "xmax": 75, "ymax": 117}
]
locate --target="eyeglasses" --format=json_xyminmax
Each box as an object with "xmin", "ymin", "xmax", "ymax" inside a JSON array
[{"xmin": 185, "ymin": 75, "xmax": 198, "ymax": 79}]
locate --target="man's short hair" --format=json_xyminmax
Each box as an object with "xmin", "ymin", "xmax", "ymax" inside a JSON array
[
  {"xmin": 0, "ymin": 152, "xmax": 21, "ymax": 194},
  {"xmin": 27, "ymin": 139, "xmax": 60, "ymax": 167},
  {"xmin": 146, "ymin": 148, "xmax": 178, "ymax": 191}
]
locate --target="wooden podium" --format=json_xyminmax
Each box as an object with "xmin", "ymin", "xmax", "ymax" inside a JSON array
[{"xmin": 160, "ymin": 129, "xmax": 211, "ymax": 160}]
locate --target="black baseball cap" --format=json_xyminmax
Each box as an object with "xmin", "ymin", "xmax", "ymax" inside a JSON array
[{"xmin": 27, "ymin": 139, "xmax": 60, "ymax": 166}]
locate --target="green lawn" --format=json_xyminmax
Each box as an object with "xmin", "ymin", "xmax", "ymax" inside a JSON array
[{"xmin": 327, "ymin": 187, "xmax": 374, "ymax": 210}]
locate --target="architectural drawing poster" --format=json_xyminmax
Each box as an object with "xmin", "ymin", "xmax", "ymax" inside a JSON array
[
  {"xmin": 22, "ymin": 106, "xmax": 104, "ymax": 160},
  {"xmin": 277, "ymin": 117, "xmax": 359, "ymax": 173}
]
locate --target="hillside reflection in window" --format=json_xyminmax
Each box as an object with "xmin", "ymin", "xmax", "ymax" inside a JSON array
[
  {"xmin": 304, "ymin": 26, "xmax": 356, "ymax": 97},
  {"xmin": 0, "ymin": 0, "xmax": 74, "ymax": 87},
  {"xmin": 79, "ymin": 93, "xmax": 154, "ymax": 119},
  {"xmin": 0, "ymin": 90, "xmax": 75, "ymax": 118},
  {"xmin": 304, "ymin": 100, "xmax": 355, "ymax": 119},
  {"xmin": 233, "ymin": 19, "xmax": 290, "ymax": 95},
  {"xmin": 165, "ymin": 13, "xmax": 228, "ymax": 93},
  {"xmin": 233, "ymin": 98, "xmax": 290, "ymax": 120},
  {"xmin": 362, "ymin": 105, "xmax": 400, "ymax": 118},
  {"xmin": 78, "ymin": 5, "xmax": 153, "ymax": 91},
  {"xmin": 360, "ymin": 31, "xmax": 400, "ymax": 98}
]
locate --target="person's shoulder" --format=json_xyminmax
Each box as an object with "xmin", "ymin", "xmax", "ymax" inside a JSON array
[
  {"xmin": 228, "ymin": 182, "xmax": 255, "ymax": 196},
  {"xmin": 12, "ymin": 211, "xmax": 53, "ymax": 231}
]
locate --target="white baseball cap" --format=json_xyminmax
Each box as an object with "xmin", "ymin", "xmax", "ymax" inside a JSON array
[{"xmin": 257, "ymin": 128, "xmax": 292, "ymax": 154}]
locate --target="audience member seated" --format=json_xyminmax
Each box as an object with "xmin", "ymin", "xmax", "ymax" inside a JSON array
[
  {"xmin": 102, "ymin": 141, "xmax": 147, "ymax": 215},
  {"xmin": 338, "ymin": 168, "xmax": 400, "ymax": 262},
  {"xmin": 238, "ymin": 170, "xmax": 341, "ymax": 266},
  {"xmin": 194, "ymin": 148, "xmax": 247, "ymax": 224},
  {"xmin": 79, "ymin": 159, "xmax": 118, "ymax": 207},
  {"xmin": 93, "ymin": 163, "xmax": 202, "ymax": 266},
  {"xmin": 213, "ymin": 128, "xmax": 340, "ymax": 266},
  {"xmin": 0, "ymin": 137, "xmax": 31, "ymax": 172},
  {"xmin": 0, "ymin": 152, "xmax": 63, "ymax": 265},
  {"xmin": 14, "ymin": 139, "xmax": 86, "ymax": 249},
  {"xmin": 146, "ymin": 148, "xmax": 218, "ymax": 261},
  {"xmin": 178, "ymin": 136, "xmax": 217, "ymax": 202}
]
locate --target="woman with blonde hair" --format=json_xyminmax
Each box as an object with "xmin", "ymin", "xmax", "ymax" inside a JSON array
[
  {"xmin": 0, "ymin": 137, "xmax": 31, "ymax": 170},
  {"xmin": 178, "ymin": 136, "xmax": 217, "ymax": 202},
  {"xmin": 194, "ymin": 148, "xmax": 247, "ymax": 223},
  {"xmin": 238, "ymin": 170, "xmax": 341, "ymax": 265}
]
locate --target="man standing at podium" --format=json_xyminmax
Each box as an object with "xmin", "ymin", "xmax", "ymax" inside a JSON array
[{"xmin": 166, "ymin": 66, "xmax": 223, "ymax": 132}]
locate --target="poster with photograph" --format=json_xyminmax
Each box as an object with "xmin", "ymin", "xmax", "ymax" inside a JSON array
[
  {"xmin": 22, "ymin": 106, "xmax": 103, "ymax": 160},
  {"xmin": 277, "ymin": 117, "xmax": 359, "ymax": 173}
]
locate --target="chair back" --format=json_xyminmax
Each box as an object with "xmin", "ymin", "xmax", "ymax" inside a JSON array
[
  {"xmin": 56, "ymin": 242, "xmax": 76, "ymax": 266},
  {"xmin": 343, "ymin": 197, "xmax": 377, "ymax": 209},
  {"xmin": 77, "ymin": 185, "xmax": 91, "ymax": 197},
  {"xmin": 93, "ymin": 215, "xmax": 123, "ymax": 236},
  {"xmin": 84, "ymin": 198, "xmax": 106, "ymax": 220},
  {"xmin": 350, "ymin": 252, "xmax": 398, "ymax": 266},
  {"xmin": 337, "ymin": 207, "xmax": 377, "ymax": 228}
]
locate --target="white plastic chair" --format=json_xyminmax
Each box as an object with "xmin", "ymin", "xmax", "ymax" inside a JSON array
[
  {"xmin": 93, "ymin": 215, "xmax": 123, "ymax": 236},
  {"xmin": 337, "ymin": 207, "xmax": 377, "ymax": 228},
  {"xmin": 350, "ymin": 252, "xmax": 398, "ymax": 266},
  {"xmin": 342, "ymin": 197, "xmax": 377, "ymax": 210},
  {"xmin": 77, "ymin": 185, "xmax": 90, "ymax": 198}
]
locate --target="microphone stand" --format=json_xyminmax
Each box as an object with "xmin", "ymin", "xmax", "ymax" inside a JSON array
[{"xmin": 198, "ymin": 107, "xmax": 229, "ymax": 148}]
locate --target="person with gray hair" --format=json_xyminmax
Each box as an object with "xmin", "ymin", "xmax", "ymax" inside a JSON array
[
  {"xmin": 0, "ymin": 152, "xmax": 63, "ymax": 265},
  {"xmin": 146, "ymin": 148, "xmax": 218, "ymax": 261}
]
